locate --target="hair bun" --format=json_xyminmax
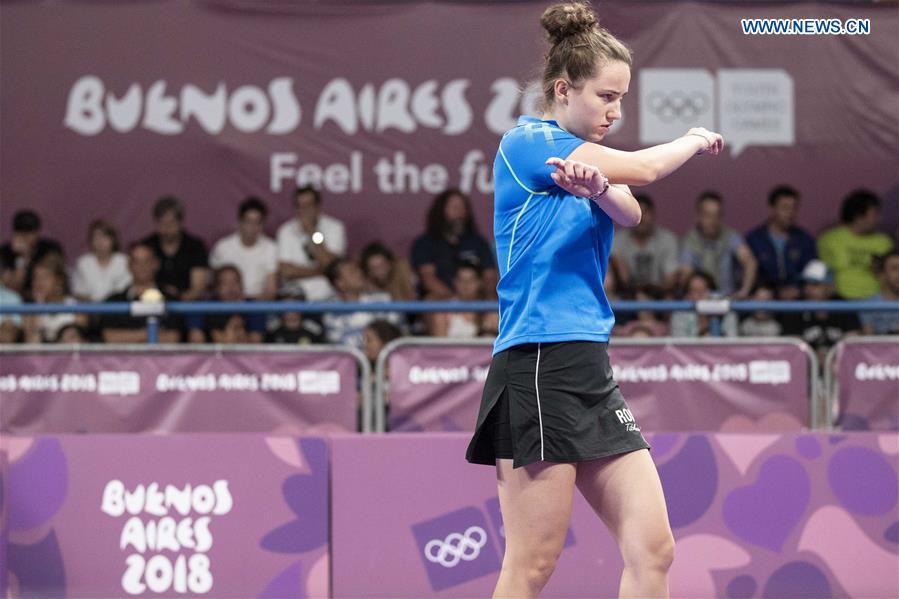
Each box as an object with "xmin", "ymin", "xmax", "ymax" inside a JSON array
[{"xmin": 540, "ymin": 2, "xmax": 598, "ymax": 44}]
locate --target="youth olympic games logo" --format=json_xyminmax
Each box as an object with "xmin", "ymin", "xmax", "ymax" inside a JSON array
[{"xmin": 424, "ymin": 526, "xmax": 488, "ymax": 568}]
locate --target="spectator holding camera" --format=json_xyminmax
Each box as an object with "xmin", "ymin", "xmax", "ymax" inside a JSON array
[{"xmin": 277, "ymin": 185, "xmax": 346, "ymax": 301}]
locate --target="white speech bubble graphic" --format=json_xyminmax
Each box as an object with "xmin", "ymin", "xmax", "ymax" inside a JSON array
[
  {"xmin": 718, "ymin": 69, "xmax": 794, "ymax": 157},
  {"xmin": 639, "ymin": 69, "xmax": 715, "ymax": 145}
]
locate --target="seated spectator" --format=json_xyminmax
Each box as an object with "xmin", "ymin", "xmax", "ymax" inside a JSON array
[
  {"xmin": 265, "ymin": 293, "xmax": 325, "ymax": 345},
  {"xmin": 72, "ymin": 220, "xmax": 131, "ymax": 302},
  {"xmin": 360, "ymin": 241, "xmax": 415, "ymax": 301},
  {"xmin": 55, "ymin": 324, "xmax": 89, "ymax": 344},
  {"xmin": 745, "ymin": 185, "xmax": 817, "ymax": 299},
  {"xmin": 277, "ymin": 185, "xmax": 346, "ymax": 301},
  {"xmin": 186, "ymin": 266, "xmax": 265, "ymax": 344},
  {"xmin": 98, "ymin": 242, "xmax": 183, "ymax": 343},
  {"xmin": 323, "ymin": 258, "xmax": 402, "ymax": 349},
  {"xmin": 142, "ymin": 196, "xmax": 210, "ymax": 301},
  {"xmin": 739, "ymin": 284, "xmax": 783, "ymax": 337},
  {"xmin": 0, "ymin": 262, "xmax": 23, "ymax": 343},
  {"xmin": 861, "ymin": 249, "xmax": 899, "ymax": 335},
  {"xmin": 21, "ymin": 255, "xmax": 87, "ymax": 343},
  {"xmin": 411, "ymin": 189, "xmax": 497, "ymax": 299},
  {"xmin": 0, "ymin": 209, "xmax": 64, "ymax": 296},
  {"xmin": 782, "ymin": 260, "xmax": 860, "ymax": 365},
  {"xmin": 209, "ymin": 197, "xmax": 278, "ymax": 300},
  {"xmin": 614, "ymin": 285, "xmax": 670, "ymax": 337},
  {"xmin": 479, "ymin": 311, "xmax": 500, "ymax": 338},
  {"xmin": 670, "ymin": 270, "xmax": 738, "ymax": 337},
  {"xmin": 363, "ymin": 319, "xmax": 403, "ymax": 367},
  {"xmin": 818, "ymin": 189, "xmax": 894, "ymax": 300},
  {"xmin": 679, "ymin": 191, "xmax": 757, "ymax": 298},
  {"xmin": 611, "ymin": 194, "xmax": 679, "ymax": 295},
  {"xmin": 426, "ymin": 262, "xmax": 488, "ymax": 338}
]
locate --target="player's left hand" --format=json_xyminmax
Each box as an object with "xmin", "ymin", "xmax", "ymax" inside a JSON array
[{"xmin": 546, "ymin": 157, "xmax": 606, "ymax": 198}]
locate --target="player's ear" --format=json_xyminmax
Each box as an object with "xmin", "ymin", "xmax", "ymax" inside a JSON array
[{"xmin": 554, "ymin": 79, "xmax": 570, "ymax": 105}]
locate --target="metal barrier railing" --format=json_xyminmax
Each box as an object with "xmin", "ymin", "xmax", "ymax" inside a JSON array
[
  {"xmin": 824, "ymin": 335, "xmax": 899, "ymax": 430},
  {"xmin": 0, "ymin": 343, "xmax": 374, "ymax": 433},
  {"xmin": 2, "ymin": 299, "xmax": 896, "ymax": 343},
  {"xmin": 373, "ymin": 336, "xmax": 820, "ymax": 433}
]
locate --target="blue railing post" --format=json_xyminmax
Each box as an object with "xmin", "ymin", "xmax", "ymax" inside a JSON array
[{"xmin": 146, "ymin": 316, "xmax": 160, "ymax": 344}]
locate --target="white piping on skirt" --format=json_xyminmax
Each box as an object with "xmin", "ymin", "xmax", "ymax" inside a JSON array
[{"xmin": 535, "ymin": 342, "xmax": 544, "ymax": 461}]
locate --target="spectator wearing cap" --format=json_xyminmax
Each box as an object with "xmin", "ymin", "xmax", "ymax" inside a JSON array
[
  {"xmin": 411, "ymin": 189, "xmax": 497, "ymax": 300},
  {"xmin": 0, "ymin": 209, "xmax": 64, "ymax": 295},
  {"xmin": 782, "ymin": 260, "xmax": 860, "ymax": 365},
  {"xmin": 679, "ymin": 191, "xmax": 757, "ymax": 299},
  {"xmin": 277, "ymin": 185, "xmax": 346, "ymax": 301},
  {"xmin": 322, "ymin": 258, "xmax": 402, "ymax": 349},
  {"xmin": 98, "ymin": 242, "xmax": 183, "ymax": 343},
  {"xmin": 818, "ymin": 189, "xmax": 895, "ymax": 300},
  {"xmin": 610, "ymin": 194, "xmax": 679, "ymax": 295},
  {"xmin": 745, "ymin": 185, "xmax": 817, "ymax": 300},
  {"xmin": 860, "ymin": 250, "xmax": 899, "ymax": 335},
  {"xmin": 141, "ymin": 196, "xmax": 210, "ymax": 301},
  {"xmin": 209, "ymin": 197, "xmax": 278, "ymax": 301},
  {"xmin": 71, "ymin": 220, "xmax": 131, "ymax": 302},
  {"xmin": 185, "ymin": 266, "xmax": 266, "ymax": 344}
]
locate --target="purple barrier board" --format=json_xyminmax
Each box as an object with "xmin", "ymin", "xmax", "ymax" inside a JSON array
[
  {"xmin": 331, "ymin": 432, "xmax": 899, "ymax": 599},
  {"xmin": 837, "ymin": 340, "xmax": 899, "ymax": 431},
  {"xmin": 387, "ymin": 342, "xmax": 810, "ymax": 433},
  {"xmin": 1, "ymin": 435, "xmax": 329, "ymax": 598},
  {"xmin": 0, "ymin": 350, "xmax": 359, "ymax": 434}
]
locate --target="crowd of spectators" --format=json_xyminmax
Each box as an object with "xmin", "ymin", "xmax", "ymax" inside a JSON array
[{"xmin": 0, "ymin": 184, "xmax": 896, "ymax": 363}]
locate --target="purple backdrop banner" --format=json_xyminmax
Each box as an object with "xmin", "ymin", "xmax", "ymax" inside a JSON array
[
  {"xmin": 331, "ymin": 431, "xmax": 899, "ymax": 598},
  {"xmin": 1, "ymin": 2, "xmax": 897, "ymax": 257},
  {"xmin": 0, "ymin": 350, "xmax": 359, "ymax": 434},
  {"xmin": 387, "ymin": 341, "xmax": 811, "ymax": 432},
  {"xmin": 837, "ymin": 339, "xmax": 899, "ymax": 431},
  {"xmin": 1, "ymin": 434, "xmax": 329, "ymax": 598}
]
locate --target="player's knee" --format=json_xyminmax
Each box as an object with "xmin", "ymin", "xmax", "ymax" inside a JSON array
[
  {"xmin": 623, "ymin": 528, "xmax": 675, "ymax": 573},
  {"xmin": 524, "ymin": 554, "xmax": 559, "ymax": 589}
]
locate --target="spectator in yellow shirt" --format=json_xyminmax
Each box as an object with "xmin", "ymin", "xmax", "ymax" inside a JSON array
[{"xmin": 818, "ymin": 190, "xmax": 894, "ymax": 299}]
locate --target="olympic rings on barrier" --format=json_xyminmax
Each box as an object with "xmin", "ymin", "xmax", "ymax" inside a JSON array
[
  {"xmin": 424, "ymin": 526, "xmax": 488, "ymax": 568},
  {"xmin": 646, "ymin": 91, "xmax": 710, "ymax": 122}
]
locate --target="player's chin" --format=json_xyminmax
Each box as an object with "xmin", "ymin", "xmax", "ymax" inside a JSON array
[{"xmin": 590, "ymin": 130, "xmax": 608, "ymax": 143}]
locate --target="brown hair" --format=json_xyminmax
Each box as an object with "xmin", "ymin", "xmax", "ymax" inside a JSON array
[
  {"xmin": 88, "ymin": 219, "xmax": 120, "ymax": 252},
  {"xmin": 540, "ymin": 2, "xmax": 632, "ymax": 110}
]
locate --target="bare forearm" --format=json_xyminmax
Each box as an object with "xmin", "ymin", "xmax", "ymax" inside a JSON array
[
  {"xmin": 593, "ymin": 184, "xmax": 641, "ymax": 227},
  {"xmin": 630, "ymin": 135, "xmax": 707, "ymax": 183}
]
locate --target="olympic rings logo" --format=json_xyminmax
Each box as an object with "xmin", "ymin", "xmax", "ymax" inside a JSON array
[
  {"xmin": 424, "ymin": 526, "xmax": 488, "ymax": 568},
  {"xmin": 646, "ymin": 91, "xmax": 710, "ymax": 122}
]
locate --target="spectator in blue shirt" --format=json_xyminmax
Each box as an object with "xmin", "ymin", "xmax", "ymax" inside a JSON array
[
  {"xmin": 861, "ymin": 249, "xmax": 899, "ymax": 335},
  {"xmin": 745, "ymin": 185, "xmax": 817, "ymax": 299}
]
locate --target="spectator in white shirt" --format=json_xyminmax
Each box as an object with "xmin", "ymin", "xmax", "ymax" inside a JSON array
[
  {"xmin": 277, "ymin": 185, "xmax": 347, "ymax": 301},
  {"xmin": 209, "ymin": 197, "xmax": 278, "ymax": 300},
  {"xmin": 72, "ymin": 220, "xmax": 131, "ymax": 302}
]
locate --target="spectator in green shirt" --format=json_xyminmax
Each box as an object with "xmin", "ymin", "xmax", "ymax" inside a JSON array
[{"xmin": 818, "ymin": 189, "xmax": 895, "ymax": 299}]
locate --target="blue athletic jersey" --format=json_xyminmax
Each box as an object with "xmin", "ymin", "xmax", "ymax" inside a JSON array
[{"xmin": 492, "ymin": 115, "xmax": 616, "ymax": 355}]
